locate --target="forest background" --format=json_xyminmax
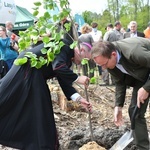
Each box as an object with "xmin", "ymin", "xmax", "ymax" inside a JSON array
[
  {"xmin": 81, "ymin": 0, "xmax": 150, "ymax": 34},
  {"xmin": 15, "ymin": 0, "xmax": 150, "ymax": 67}
]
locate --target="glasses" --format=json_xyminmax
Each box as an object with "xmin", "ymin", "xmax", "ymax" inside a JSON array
[{"xmin": 99, "ymin": 58, "xmax": 109, "ymax": 67}]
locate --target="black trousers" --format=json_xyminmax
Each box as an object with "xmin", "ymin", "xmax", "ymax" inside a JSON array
[{"xmin": 128, "ymin": 79, "xmax": 149, "ymax": 150}]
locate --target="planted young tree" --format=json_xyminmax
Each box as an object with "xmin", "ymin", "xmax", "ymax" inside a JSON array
[{"xmin": 15, "ymin": 0, "xmax": 77, "ymax": 68}]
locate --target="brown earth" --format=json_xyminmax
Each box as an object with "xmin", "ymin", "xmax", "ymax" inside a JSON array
[
  {"xmin": 0, "ymin": 79, "xmax": 150, "ymax": 150},
  {"xmin": 50, "ymin": 80, "xmax": 150, "ymax": 150}
]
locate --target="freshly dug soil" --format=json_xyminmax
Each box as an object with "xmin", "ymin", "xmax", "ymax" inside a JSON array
[
  {"xmin": 0, "ymin": 79, "xmax": 150, "ymax": 150},
  {"xmin": 79, "ymin": 141, "xmax": 106, "ymax": 150}
]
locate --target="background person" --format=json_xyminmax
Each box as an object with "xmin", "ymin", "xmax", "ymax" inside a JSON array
[
  {"xmin": 90, "ymin": 22, "xmax": 102, "ymax": 42},
  {"xmin": 124, "ymin": 21, "xmax": 145, "ymax": 38},
  {"xmin": 144, "ymin": 21, "xmax": 150, "ymax": 39},
  {"xmin": 78, "ymin": 23, "xmax": 95, "ymax": 78},
  {"xmin": 56, "ymin": 16, "xmax": 78, "ymax": 43},
  {"xmin": 5, "ymin": 21, "xmax": 19, "ymax": 42},
  {"xmin": 101, "ymin": 23, "xmax": 118, "ymax": 86},
  {"xmin": 113, "ymin": 21, "xmax": 124, "ymax": 40},
  {"xmin": 0, "ymin": 26, "xmax": 18, "ymax": 70},
  {"xmin": 91, "ymin": 37, "xmax": 150, "ymax": 150},
  {"xmin": 90, "ymin": 22, "xmax": 103, "ymax": 77}
]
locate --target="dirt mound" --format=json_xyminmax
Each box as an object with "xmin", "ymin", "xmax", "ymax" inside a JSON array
[{"xmin": 79, "ymin": 141, "xmax": 106, "ymax": 150}]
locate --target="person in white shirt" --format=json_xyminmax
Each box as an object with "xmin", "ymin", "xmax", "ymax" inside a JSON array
[
  {"xmin": 90, "ymin": 22, "xmax": 102, "ymax": 42},
  {"xmin": 90, "ymin": 22, "xmax": 103, "ymax": 77}
]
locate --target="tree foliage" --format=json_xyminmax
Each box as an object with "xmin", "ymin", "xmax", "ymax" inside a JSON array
[
  {"xmin": 81, "ymin": 0, "xmax": 150, "ymax": 34},
  {"xmin": 15, "ymin": 0, "xmax": 77, "ymax": 68}
]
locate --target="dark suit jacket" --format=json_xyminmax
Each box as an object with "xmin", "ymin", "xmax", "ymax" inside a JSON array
[
  {"xmin": 124, "ymin": 31, "xmax": 145, "ymax": 38},
  {"xmin": 108, "ymin": 37, "xmax": 150, "ymax": 106}
]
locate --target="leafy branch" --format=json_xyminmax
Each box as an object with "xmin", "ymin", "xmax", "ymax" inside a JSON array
[{"xmin": 14, "ymin": 0, "xmax": 77, "ymax": 68}]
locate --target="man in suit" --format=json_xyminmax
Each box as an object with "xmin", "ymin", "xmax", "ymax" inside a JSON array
[
  {"xmin": 124, "ymin": 21, "xmax": 145, "ymax": 38},
  {"xmin": 113, "ymin": 21, "xmax": 124, "ymax": 40},
  {"xmin": 91, "ymin": 37, "xmax": 150, "ymax": 150}
]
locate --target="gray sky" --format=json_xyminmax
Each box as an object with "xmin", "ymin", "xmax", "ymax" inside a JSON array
[{"xmin": 14, "ymin": 0, "xmax": 107, "ymax": 15}]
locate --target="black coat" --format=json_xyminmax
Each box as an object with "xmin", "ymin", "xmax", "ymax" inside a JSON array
[{"xmin": 0, "ymin": 40, "xmax": 78, "ymax": 150}]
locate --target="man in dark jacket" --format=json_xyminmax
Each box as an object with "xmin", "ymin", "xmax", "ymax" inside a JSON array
[
  {"xmin": 91, "ymin": 37, "xmax": 150, "ymax": 150},
  {"xmin": 124, "ymin": 21, "xmax": 145, "ymax": 38}
]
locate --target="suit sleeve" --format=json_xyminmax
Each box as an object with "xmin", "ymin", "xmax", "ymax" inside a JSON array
[
  {"xmin": 52, "ymin": 44, "xmax": 78, "ymax": 100},
  {"xmin": 103, "ymin": 32, "xmax": 109, "ymax": 41},
  {"xmin": 108, "ymin": 67, "xmax": 126, "ymax": 107}
]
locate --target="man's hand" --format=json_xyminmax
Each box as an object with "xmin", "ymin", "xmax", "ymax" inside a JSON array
[
  {"xmin": 77, "ymin": 97, "xmax": 92, "ymax": 112},
  {"xmin": 75, "ymin": 76, "xmax": 90, "ymax": 88},
  {"xmin": 137, "ymin": 87, "xmax": 149, "ymax": 108},
  {"xmin": 114, "ymin": 106, "xmax": 124, "ymax": 126}
]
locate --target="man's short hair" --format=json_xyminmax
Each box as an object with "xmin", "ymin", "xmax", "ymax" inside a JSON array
[
  {"xmin": 105, "ymin": 23, "xmax": 113, "ymax": 30},
  {"xmin": 5, "ymin": 21, "xmax": 14, "ymax": 27},
  {"xmin": 114, "ymin": 21, "xmax": 121, "ymax": 26},
  {"xmin": 91, "ymin": 22, "xmax": 98, "ymax": 28}
]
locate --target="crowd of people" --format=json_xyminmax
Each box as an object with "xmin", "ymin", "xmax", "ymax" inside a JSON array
[{"xmin": 0, "ymin": 18, "xmax": 150, "ymax": 150}]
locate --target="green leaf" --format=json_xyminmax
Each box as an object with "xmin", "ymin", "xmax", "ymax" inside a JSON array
[
  {"xmin": 39, "ymin": 56, "xmax": 47, "ymax": 65},
  {"xmin": 39, "ymin": 26, "xmax": 46, "ymax": 35},
  {"xmin": 53, "ymin": 45, "xmax": 60, "ymax": 54},
  {"xmin": 30, "ymin": 29, "xmax": 39, "ymax": 36},
  {"xmin": 81, "ymin": 59, "xmax": 89, "ymax": 65},
  {"xmin": 47, "ymin": 50, "xmax": 55, "ymax": 62},
  {"xmin": 53, "ymin": 15, "xmax": 58, "ymax": 22},
  {"xmin": 25, "ymin": 36, "xmax": 31, "ymax": 43},
  {"xmin": 90, "ymin": 77, "xmax": 97, "ymax": 84},
  {"xmin": 24, "ymin": 52, "xmax": 37, "ymax": 60},
  {"xmin": 70, "ymin": 41, "xmax": 77, "ymax": 49},
  {"xmin": 44, "ymin": 12, "xmax": 50, "ymax": 19},
  {"xmin": 59, "ymin": 41, "xmax": 65, "ymax": 48},
  {"xmin": 31, "ymin": 60, "xmax": 37, "ymax": 67},
  {"xmin": 18, "ymin": 42, "xmax": 26, "ymax": 50},
  {"xmin": 41, "ymin": 48, "xmax": 48, "ymax": 54},
  {"xmin": 89, "ymin": 68, "xmax": 94, "ymax": 73},
  {"xmin": 64, "ymin": 22, "xmax": 71, "ymax": 32},
  {"xmin": 33, "ymin": 2, "xmax": 42, "ymax": 6},
  {"xmin": 33, "ymin": 10, "xmax": 39, "ymax": 16},
  {"xmin": 42, "ymin": 36, "xmax": 50, "ymax": 43},
  {"xmin": 32, "ymin": 7, "xmax": 39, "ymax": 10},
  {"xmin": 14, "ymin": 57, "xmax": 28, "ymax": 65},
  {"xmin": 35, "ymin": 61, "xmax": 42, "ymax": 69}
]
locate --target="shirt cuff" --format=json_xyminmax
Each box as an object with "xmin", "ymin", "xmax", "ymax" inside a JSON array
[{"xmin": 71, "ymin": 93, "xmax": 81, "ymax": 101}]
